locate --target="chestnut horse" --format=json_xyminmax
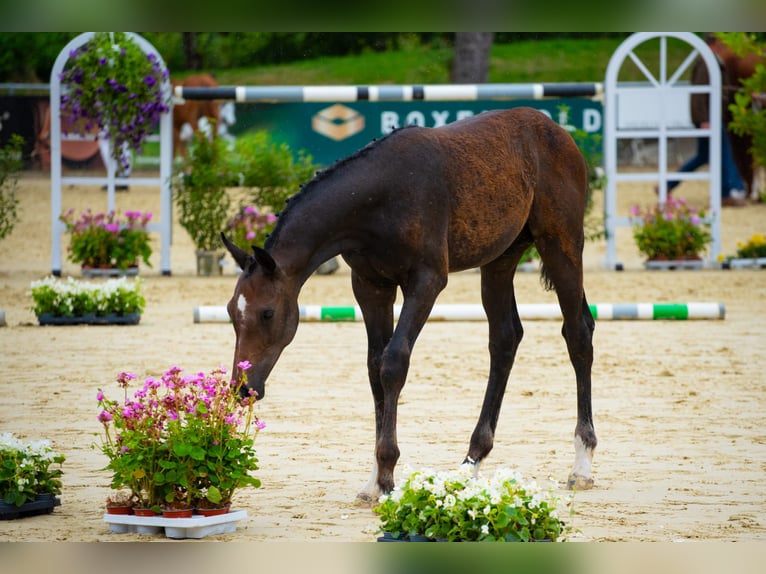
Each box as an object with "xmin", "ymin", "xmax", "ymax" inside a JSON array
[
  {"xmin": 222, "ymin": 107, "xmax": 597, "ymax": 501},
  {"xmin": 172, "ymin": 73, "xmax": 221, "ymax": 159}
]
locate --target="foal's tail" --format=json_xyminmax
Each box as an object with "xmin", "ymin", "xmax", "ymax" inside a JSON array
[{"xmin": 539, "ymin": 262, "xmax": 555, "ymax": 292}]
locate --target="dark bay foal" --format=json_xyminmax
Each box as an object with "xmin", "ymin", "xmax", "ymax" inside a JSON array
[{"xmin": 223, "ymin": 107, "xmax": 597, "ymax": 501}]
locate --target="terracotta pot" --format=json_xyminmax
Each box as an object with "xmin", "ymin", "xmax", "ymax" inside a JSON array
[
  {"xmin": 163, "ymin": 508, "xmax": 194, "ymax": 518},
  {"xmin": 195, "ymin": 505, "xmax": 230, "ymax": 517},
  {"xmin": 133, "ymin": 507, "xmax": 161, "ymax": 517},
  {"xmin": 106, "ymin": 505, "xmax": 133, "ymax": 515}
]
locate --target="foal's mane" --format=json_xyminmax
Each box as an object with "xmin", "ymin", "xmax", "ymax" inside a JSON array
[{"xmin": 264, "ymin": 125, "xmax": 418, "ymax": 249}]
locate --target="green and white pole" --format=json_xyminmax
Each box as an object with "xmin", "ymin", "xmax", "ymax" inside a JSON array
[{"xmin": 193, "ymin": 302, "xmax": 725, "ymax": 323}]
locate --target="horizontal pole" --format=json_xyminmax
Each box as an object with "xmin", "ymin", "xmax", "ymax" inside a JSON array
[
  {"xmin": 174, "ymin": 82, "xmax": 604, "ymax": 103},
  {"xmin": 194, "ymin": 302, "xmax": 725, "ymax": 323}
]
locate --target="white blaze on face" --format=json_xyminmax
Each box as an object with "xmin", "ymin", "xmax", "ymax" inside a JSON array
[{"xmin": 237, "ymin": 293, "xmax": 248, "ymax": 319}]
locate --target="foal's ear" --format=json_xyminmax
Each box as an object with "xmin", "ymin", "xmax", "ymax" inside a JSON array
[
  {"xmin": 252, "ymin": 245, "xmax": 277, "ymax": 276},
  {"xmin": 221, "ymin": 232, "xmax": 250, "ymax": 270}
]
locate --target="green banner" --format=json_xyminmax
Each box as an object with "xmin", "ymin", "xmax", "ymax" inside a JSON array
[{"xmin": 230, "ymin": 98, "xmax": 603, "ymax": 166}]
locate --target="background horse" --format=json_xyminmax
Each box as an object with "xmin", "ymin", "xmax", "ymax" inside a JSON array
[
  {"xmin": 171, "ymin": 73, "xmax": 222, "ymax": 159},
  {"xmin": 223, "ymin": 107, "xmax": 597, "ymax": 501}
]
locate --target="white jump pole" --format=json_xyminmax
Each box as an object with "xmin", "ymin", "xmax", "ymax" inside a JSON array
[{"xmin": 194, "ymin": 302, "xmax": 725, "ymax": 323}]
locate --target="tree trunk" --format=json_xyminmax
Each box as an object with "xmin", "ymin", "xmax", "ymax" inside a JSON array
[
  {"xmin": 182, "ymin": 32, "xmax": 203, "ymax": 71},
  {"xmin": 451, "ymin": 33, "xmax": 494, "ymax": 84}
]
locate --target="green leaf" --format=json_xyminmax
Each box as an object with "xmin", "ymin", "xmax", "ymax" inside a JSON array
[{"xmin": 206, "ymin": 485, "xmax": 222, "ymax": 504}]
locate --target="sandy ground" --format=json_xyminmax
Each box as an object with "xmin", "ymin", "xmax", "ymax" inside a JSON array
[{"xmin": 0, "ymin": 170, "xmax": 765, "ymax": 543}]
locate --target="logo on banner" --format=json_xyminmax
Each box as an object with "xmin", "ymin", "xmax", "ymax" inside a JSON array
[{"xmin": 312, "ymin": 104, "xmax": 365, "ymax": 141}]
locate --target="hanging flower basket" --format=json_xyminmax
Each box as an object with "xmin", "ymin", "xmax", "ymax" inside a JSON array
[{"xmin": 58, "ymin": 31, "xmax": 170, "ymax": 170}]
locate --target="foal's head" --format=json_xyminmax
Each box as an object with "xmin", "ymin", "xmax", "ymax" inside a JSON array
[{"xmin": 222, "ymin": 233, "xmax": 300, "ymax": 400}]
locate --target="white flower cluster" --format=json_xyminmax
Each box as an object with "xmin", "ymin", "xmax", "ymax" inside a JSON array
[
  {"xmin": 376, "ymin": 463, "xmax": 570, "ymax": 541},
  {"xmin": 30, "ymin": 276, "xmax": 144, "ymax": 316}
]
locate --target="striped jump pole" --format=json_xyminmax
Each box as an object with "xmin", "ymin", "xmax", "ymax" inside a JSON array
[
  {"xmin": 193, "ymin": 302, "xmax": 725, "ymax": 323},
  {"xmin": 174, "ymin": 82, "xmax": 604, "ymax": 103}
]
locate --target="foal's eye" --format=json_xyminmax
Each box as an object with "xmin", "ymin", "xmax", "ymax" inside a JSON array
[{"xmin": 262, "ymin": 309, "xmax": 274, "ymax": 321}]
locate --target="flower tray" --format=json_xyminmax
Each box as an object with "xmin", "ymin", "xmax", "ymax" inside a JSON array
[
  {"xmin": 104, "ymin": 509, "xmax": 247, "ymax": 539},
  {"xmin": 81, "ymin": 267, "xmax": 139, "ymax": 278},
  {"xmin": 0, "ymin": 495, "xmax": 60, "ymax": 520},
  {"xmin": 37, "ymin": 313, "xmax": 141, "ymax": 326},
  {"xmin": 644, "ymin": 259, "xmax": 704, "ymax": 271},
  {"xmin": 723, "ymin": 257, "xmax": 766, "ymax": 270}
]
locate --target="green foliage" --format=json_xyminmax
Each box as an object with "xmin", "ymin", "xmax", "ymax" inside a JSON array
[
  {"xmin": 0, "ymin": 433, "xmax": 65, "ymax": 507},
  {"xmin": 30, "ymin": 276, "xmax": 146, "ymax": 318},
  {"xmin": 375, "ymin": 465, "xmax": 571, "ymax": 542},
  {"xmin": 172, "ymin": 130, "xmax": 232, "ymax": 251},
  {"xmin": 60, "ymin": 209, "xmax": 153, "ymax": 269},
  {"xmin": 0, "ymin": 134, "xmax": 23, "ymax": 242},
  {"xmin": 231, "ymin": 130, "xmax": 319, "ymax": 217},
  {"xmin": 631, "ymin": 197, "xmax": 712, "ymax": 261}
]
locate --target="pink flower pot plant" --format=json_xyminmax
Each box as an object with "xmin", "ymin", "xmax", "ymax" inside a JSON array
[{"xmin": 95, "ymin": 363, "xmax": 264, "ymax": 514}]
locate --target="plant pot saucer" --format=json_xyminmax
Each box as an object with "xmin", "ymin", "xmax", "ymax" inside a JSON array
[
  {"xmin": 644, "ymin": 259, "xmax": 704, "ymax": 270},
  {"xmin": 104, "ymin": 509, "xmax": 247, "ymax": 539}
]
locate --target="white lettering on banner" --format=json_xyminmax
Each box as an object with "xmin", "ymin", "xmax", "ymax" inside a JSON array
[
  {"xmin": 380, "ymin": 108, "xmax": 602, "ymax": 134},
  {"xmin": 558, "ymin": 109, "xmax": 575, "ymax": 132},
  {"xmin": 583, "ymin": 108, "xmax": 601, "ymax": 132},
  {"xmin": 381, "ymin": 111, "xmax": 399, "ymax": 134},
  {"xmin": 381, "ymin": 110, "xmax": 478, "ymax": 133},
  {"xmin": 431, "ymin": 110, "xmax": 450, "ymax": 127},
  {"xmin": 405, "ymin": 111, "xmax": 426, "ymax": 126}
]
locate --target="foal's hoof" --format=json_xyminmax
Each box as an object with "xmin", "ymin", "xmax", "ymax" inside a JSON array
[{"xmin": 566, "ymin": 473, "xmax": 594, "ymax": 490}]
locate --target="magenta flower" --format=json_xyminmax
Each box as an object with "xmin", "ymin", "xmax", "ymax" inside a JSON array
[
  {"xmin": 97, "ymin": 410, "xmax": 113, "ymax": 423},
  {"xmin": 237, "ymin": 360, "xmax": 252, "ymax": 371}
]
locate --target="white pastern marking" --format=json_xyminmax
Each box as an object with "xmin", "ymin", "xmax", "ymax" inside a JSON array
[
  {"xmin": 237, "ymin": 294, "xmax": 247, "ymax": 318},
  {"xmin": 572, "ymin": 435, "xmax": 593, "ymax": 477},
  {"xmin": 360, "ymin": 457, "xmax": 381, "ymax": 501}
]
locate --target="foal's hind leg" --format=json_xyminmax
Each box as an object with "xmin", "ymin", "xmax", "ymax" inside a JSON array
[
  {"xmin": 535, "ymin": 239, "xmax": 597, "ymax": 490},
  {"xmin": 464, "ymin": 253, "xmax": 525, "ymax": 474}
]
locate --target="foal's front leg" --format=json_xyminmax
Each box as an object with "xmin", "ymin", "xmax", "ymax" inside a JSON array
[
  {"xmin": 350, "ymin": 271, "xmax": 396, "ymax": 503},
  {"xmin": 371, "ymin": 269, "xmax": 447, "ymax": 496}
]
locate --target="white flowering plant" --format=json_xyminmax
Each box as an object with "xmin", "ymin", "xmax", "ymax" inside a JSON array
[
  {"xmin": 374, "ymin": 464, "xmax": 571, "ymax": 542},
  {"xmin": 30, "ymin": 276, "xmax": 145, "ymax": 318},
  {"xmin": 0, "ymin": 432, "xmax": 65, "ymax": 507}
]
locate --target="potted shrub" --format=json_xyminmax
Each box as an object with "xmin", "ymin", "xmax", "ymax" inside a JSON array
[
  {"xmin": 60, "ymin": 208, "xmax": 153, "ymax": 275},
  {"xmin": 228, "ymin": 131, "xmax": 342, "ymax": 274},
  {"xmin": 630, "ymin": 197, "xmax": 712, "ymax": 269},
  {"xmin": 58, "ymin": 31, "xmax": 170, "ymax": 172},
  {"xmin": 0, "ymin": 432, "xmax": 65, "ymax": 518},
  {"xmin": 172, "ymin": 129, "xmax": 232, "ymax": 275},
  {"xmin": 375, "ymin": 464, "xmax": 571, "ymax": 542},
  {"xmin": 95, "ymin": 363, "xmax": 264, "ymax": 516},
  {"xmin": 30, "ymin": 276, "xmax": 146, "ymax": 325}
]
